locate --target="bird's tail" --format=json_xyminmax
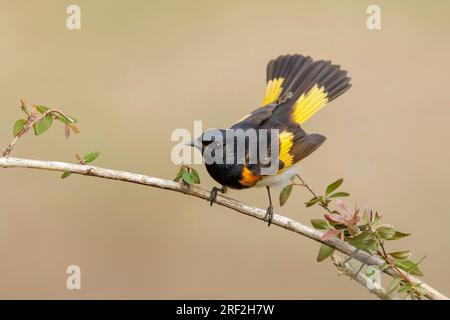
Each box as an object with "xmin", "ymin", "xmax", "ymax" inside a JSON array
[{"xmin": 262, "ymin": 54, "xmax": 351, "ymax": 124}]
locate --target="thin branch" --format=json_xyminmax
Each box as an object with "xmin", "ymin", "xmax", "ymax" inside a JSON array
[
  {"xmin": 296, "ymin": 174, "xmax": 425, "ymax": 298},
  {"xmin": 2, "ymin": 108, "xmax": 76, "ymax": 157},
  {"xmin": 294, "ymin": 175, "xmax": 333, "ymax": 213},
  {"xmin": 331, "ymin": 255, "xmax": 394, "ymax": 300},
  {"xmin": 0, "ymin": 156, "xmax": 448, "ymax": 300}
]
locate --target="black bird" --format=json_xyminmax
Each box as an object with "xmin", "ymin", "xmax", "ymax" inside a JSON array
[{"xmin": 189, "ymin": 54, "xmax": 351, "ymax": 225}]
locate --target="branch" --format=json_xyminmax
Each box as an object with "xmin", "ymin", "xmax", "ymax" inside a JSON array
[{"xmin": 0, "ymin": 156, "xmax": 448, "ymax": 300}]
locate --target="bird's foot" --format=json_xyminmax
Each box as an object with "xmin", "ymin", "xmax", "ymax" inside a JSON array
[
  {"xmin": 264, "ymin": 205, "xmax": 274, "ymax": 227},
  {"xmin": 209, "ymin": 186, "xmax": 227, "ymax": 206}
]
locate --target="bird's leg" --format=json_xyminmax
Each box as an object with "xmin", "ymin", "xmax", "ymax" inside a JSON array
[
  {"xmin": 264, "ymin": 186, "xmax": 274, "ymax": 226},
  {"xmin": 209, "ymin": 185, "xmax": 228, "ymax": 206}
]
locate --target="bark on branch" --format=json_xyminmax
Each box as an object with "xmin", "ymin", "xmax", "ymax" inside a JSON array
[{"xmin": 0, "ymin": 156, "xmax": 448, "ymax": 300}]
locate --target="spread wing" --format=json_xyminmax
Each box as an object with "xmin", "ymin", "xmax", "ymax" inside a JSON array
[
  {"xmin": 230, "ymin": 54, "xmax": 350, "ymax": 181},
  {"xmin": 232, "ymin": 54, "xmax": 351, "ymax": 131}
]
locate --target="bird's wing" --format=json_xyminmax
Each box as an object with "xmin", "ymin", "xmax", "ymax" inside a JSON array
[
  {"xmin": 232, "ymin": 54, "xmax": 351, "ymax": 131},
  {"xmin": 240, "ymin": 121, "xmax": 326, "ymax": 181},
  {"xmin": 231, "ymin": 54, "xmax": 350, "ymax": 180},
  {"xmin": 259, "ymin": 121, "xmax": 326, "ymax": 173}
]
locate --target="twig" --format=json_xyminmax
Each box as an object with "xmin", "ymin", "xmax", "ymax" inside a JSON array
[
  {"xmin": 331, "ymin": 255, "xmax": 394, "ymax": 300},
  {"xmin": 296, "ymin": 174, "xmax": 429, "ymax": 299},
  {"xmin": 295, "ymin": 175, "xmax": 333, "ymax": 213},
  {"xmin": 2, "ymin": 108, "xmax": 74, "ymax": 157},
  {"xmin": 0, "ymin": 156, "xmax": 448, "ymax": 300}
]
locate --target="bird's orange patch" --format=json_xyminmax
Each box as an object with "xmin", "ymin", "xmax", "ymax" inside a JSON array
[{"xmin": 239, "ymin": 165, "xmax": 262, "ymax": 187}]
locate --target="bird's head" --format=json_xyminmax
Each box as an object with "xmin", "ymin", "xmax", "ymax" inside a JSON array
[{"xmin": 186, "ymin": 129, "xmax": 227, "ymax": 153}]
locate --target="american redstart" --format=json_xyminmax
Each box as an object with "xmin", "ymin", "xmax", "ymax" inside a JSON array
[{"xmin": 188, "ymin": 54, "xmax": 351, "ymax": 225}]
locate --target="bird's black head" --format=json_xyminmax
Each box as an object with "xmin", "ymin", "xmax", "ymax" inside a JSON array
[{"xmin": 187, "ymin": 128, "xmax": 228, "ymax": 154}]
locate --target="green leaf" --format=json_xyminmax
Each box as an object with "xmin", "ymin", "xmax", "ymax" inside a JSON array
[
  {"xmin": 190, "ymin": 168, "xmax": 201, "ymax": 184},
  {"xmin": 372, "ymin": 211, "xmax": 382, "ymax": 226},
  {"xmin": 387, "ymin": 231, "xmax": 411, "ymax": 241},
  {"xmin": 326, "ymin": 178, "xmax": 343, "ymax": 195},
  {"xmin": 376, "ymin": 226, "xmax": 396, "ymax": 239},
  {"xmin": 398, "ymin": 283, "xmax": 413, "ymax": 293},
  {"xmin": 389, "ymin": 251, "xmax": 412, "ymax": 261},
  {"xmin": 174, "ymin": 169, "xmax": 184, "ymax": 182},
  {"xmin": 395, "ymin": 260, "xmax": 424, "ymax": 276},
  {"xmin": 13, "ymin": 119, "xmax": 27, "ymax": 137},
  {"xmin": 61, "ymin": 171, "xmax": 72, "ymax": 179},
  {"xmin": 33, "ymin": 115, "xmax": 53, "ymax": 135},
  {"xmin": 317, "ymin": 244, "xmax": 335, "ymax": 262},
  {"xmin": 311, "ymin": 219, "xmax": 329, "ymax": 230},
  {"xmin": 35, "ymin": 105, "xmax": 49, "ymax": 114},
  {"xmin": 279, "ymin": 184, "xmax": 293, "ymax": 206},
  {"xmin": 305, "ymin": 196, "xmax": 322, "ymax": 207},
  {"xmin": 83, "ymin": 151, "xmax": 100, "ymax": 163},
  {"xmin": 386, "ymin": 277, "xmax": 402, "ymax": 294},
  {"xmin": 347, "ymin": 231, "xmax": 378, "ymax": 251},
  {"xmin": 328, "ymin": 192, "xmax": 350, "ymax": 199},
  {"xmin": 181, "ymin": 171, "xmax": 193, "ymax": 185}
]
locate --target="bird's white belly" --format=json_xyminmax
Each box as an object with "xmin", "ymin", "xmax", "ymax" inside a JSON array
[{"xmin": 255, "ymin": 163, "xmax": 301, "ymax": 188}]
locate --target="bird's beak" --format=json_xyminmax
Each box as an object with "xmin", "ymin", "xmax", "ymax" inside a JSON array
[{"xmin": 185, "ymin": 138, "xmax": 200, "ymax": 149}]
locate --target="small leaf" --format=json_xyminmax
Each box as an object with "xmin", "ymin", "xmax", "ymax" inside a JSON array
[
  {"xmin": 61, "ymin": 171, "xmax": 72, "ymax": 179},
  {"xmin": 398, "ymin": 283, "xmax": 413, "ymax": 293},
  {"xmin": 347, "ymin": 223, "xmax": 359, "ymax": 236},
  {"xmin": 190, "ymin": 168, "xmax": 201, "ymax": 184},
  {"xmin": 386, "ymin": 278, "xmax": 402, "ymax": 294},
  {"xmin": 305, "ymin": 196, "xmax": 322, "ymax": 207},
  {"xmin": 372, "ymin": 211, "xmax": 382, "ymax": 226},
  {"xmin": 346, "ymin": 213, "xmax": 360, "ymax": 226},
  {"xmin": 317, "ymin": 244, "xmax": 335, "ymax": 262},
  {"xmin": 362, "ymin": 208, "xmax": 371, "ymax": 225},
  {"xmin": 174, "ymin": 169, "xmax": 184, "ymax": 182},
  {"xmin": 33, "ymin": 115, "xmax": 53, "ymax": 135},
  {"xmin": 376, "ymin": 226, "xmax": 396, "ymax": 239},
  {"xmin": 395, "ymin": 260, "xmax": 424, "ymax": 277},
  {"xmin": 20, "ymin": 98, "xmax": 30, "ymax": 115},
  {"xmin": 389, "ymin": 251, "xmax": 412, "ymax": 261},
  {"xmin": 35, "ymin": 105, "xmax": 49, "ymax": 114},
  {"xmin": 328, "ymin": 192, "xmax": 350, "ymax": 199},
  {"xmin": 348, "ymin": 230, "xmax": 372, "ymax": 242},
  {"xmin": 83, "ymin": 151, "xmax": 100, "ymax": 163},
  {"xmin": 326, "ymin": 178, "xmax": 343, "ymax": 195},
  {"xmin": 64, "ymin": 124, "xmax": 71, "ymax": 139},
  {"xmin": 181, "ymin": 171, "xmax": 193, "ymax": 185},
  {"xmin": 387, "ymin": 231, "xmax": 411, "ymax": 241},
  {"xmin": 324, "ymin": 213, "xmax": 346, "ymax": 224},
  {"xmin": 321, "ymin": 228, "xmax": 341, "ymax": 241},
  {"xmin": 347, "ymin": 231, "xmax": 378, "ymax": 251},
  {"xmin": 311, "ymin": 219, "xmax": 329, "ymax": 230},
  {"xmin": 13, "ymin": 119, "xmax": 27, "ymax": 137},
  {"xmin": 279, "ymin": 184, "xmax": 293, "ymax": 206}
]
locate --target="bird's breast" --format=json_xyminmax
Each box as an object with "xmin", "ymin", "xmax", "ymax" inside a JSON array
[{"xmin": 205, "ymin": 163, "xmax": 249, "ymax": 189}]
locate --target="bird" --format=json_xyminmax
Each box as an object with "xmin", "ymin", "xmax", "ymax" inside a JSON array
[{"xmin": 187, "ymin": 54, "xmax": 351, "ymax": 225}]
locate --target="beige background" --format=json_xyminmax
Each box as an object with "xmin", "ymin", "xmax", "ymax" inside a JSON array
[{"xmin": 0, "ymin": 0, "xmax": 449, "ymax": 299}]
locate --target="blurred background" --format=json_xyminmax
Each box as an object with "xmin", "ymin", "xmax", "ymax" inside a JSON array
[{"xmin": 0, "ymin": 0, "xmax": 449, "ymax": 299}]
